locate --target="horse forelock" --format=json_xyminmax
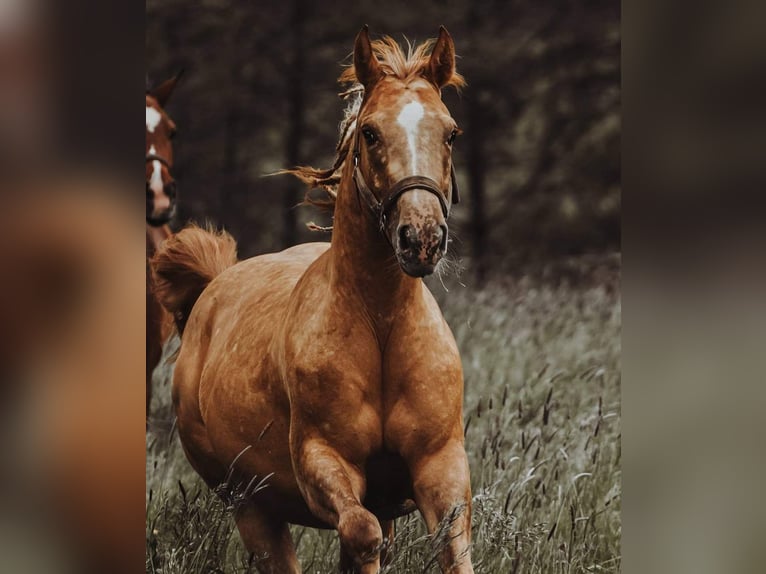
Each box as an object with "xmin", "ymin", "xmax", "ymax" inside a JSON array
[{"xmin": 339, "ymin": 35, "xmax": 465, "ymax": 90}]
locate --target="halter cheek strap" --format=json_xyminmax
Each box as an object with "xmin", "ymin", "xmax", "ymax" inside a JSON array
[{"xmin": 352, "ymin": 128, "xmax": 460, "ymax": 235}]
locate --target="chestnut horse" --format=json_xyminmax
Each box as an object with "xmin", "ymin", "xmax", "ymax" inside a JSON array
[
  {"xmin": 152, "ymin": 27, "xmax": 473, "ymax": 573},
  {"xmin": 146, "ymin": 71, "xmax": 182, "ymax": 417}
]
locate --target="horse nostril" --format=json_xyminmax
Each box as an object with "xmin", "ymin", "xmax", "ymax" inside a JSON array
[
  {"xmin": 438, "ymin": 224, "xmax": 448, "ymax": 251},
  {"xmin": 398, "ymin": 225, "xmax": 413, "ymax": 251},
  {"xmin": 165, "ymin": 181, "xmax": 177, "ymax": 199}
]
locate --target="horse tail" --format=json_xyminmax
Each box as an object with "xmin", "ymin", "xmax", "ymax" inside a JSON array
[{"xmin": 151, "ymin": 224, "xmax": 237, "ymax": 334}]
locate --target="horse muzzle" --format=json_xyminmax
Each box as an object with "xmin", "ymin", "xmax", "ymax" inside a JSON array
[
  {"xmin": 393, "ymin": 220, "xmax": 448, "ymax": 277},
  {"xmin": 146, "ymin": 181, "xmax": 177, "ymax": 226},
  {"xmin": 146, "ymin": 198, "xmax": 176, "ymax": 226}
]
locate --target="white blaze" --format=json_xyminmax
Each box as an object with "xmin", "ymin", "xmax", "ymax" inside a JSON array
[
  {"xmin": 146, "ymin": 106, "xmax": 162, "ymax": 133},
  {"xmin": 397, "ymin": 100, "xmax": 424, "ymax": 171},
  {"xmin": 148, "ymin": 145, "xmax": 165, "ymax": 200}
]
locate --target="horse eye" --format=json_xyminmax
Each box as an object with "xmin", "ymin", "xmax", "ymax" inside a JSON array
[
  {"xmin": 362, "ymin": 128, "xmax": 378, "ymax": 146},
  {"xmin": 447, "ymin": 129, "xmax": 458, "ymax": 146},
  {"xmin": 170, "ymin": 129, "xmax": 178, "ymax": 140}
]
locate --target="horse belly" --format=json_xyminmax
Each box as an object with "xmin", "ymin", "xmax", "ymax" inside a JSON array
[{"xmin": 174, "ymin": 245, "xmax": 337, "ymax": 524}]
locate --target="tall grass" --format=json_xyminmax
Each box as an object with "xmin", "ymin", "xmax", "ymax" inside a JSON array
[{"xmin": 147, "ymin": 277, "xmax": 620, "ymax": 573}]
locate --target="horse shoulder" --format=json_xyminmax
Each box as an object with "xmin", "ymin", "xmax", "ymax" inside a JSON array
[
  {"xmin": 279, "ymin": 261, "xmax": 384, "ymax": 460},
  {"xmin": 382, "ymin": 285, "xmax": 464, "ymax": 457},
  {"xmin": 282, "ymin": 299, "xmax": 380, "ymax": 400},
  {"xmin": 181, "ymin": 249, "xmax": 324, "ymax": 427},
  {"xmin": 280, "ymin": 249, "xmax": 378, "ymax": 376}
]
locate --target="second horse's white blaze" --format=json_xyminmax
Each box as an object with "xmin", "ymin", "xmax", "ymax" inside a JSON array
[
  {"xmin": 148, "ymin": 145, "xmax": 164, "ymax": 199},
  {"xmin": 397, "ymin": 100, "xmax": 424, "ymax": 171},
  {"xmin": 146, "ymin": 106, "xmax": 162, "ymax": 133}
]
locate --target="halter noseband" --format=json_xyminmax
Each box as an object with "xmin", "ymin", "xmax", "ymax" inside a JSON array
[
  {"xmin": 146, "ymin": 153, "xmax": 171, "ymax": 169},
  {"xmin": 351, "ymin": 124, "xmax": 460, "ymax": 235}
]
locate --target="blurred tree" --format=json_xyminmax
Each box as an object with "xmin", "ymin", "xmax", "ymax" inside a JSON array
[
  {"xmin": 283, "ymin": 0, "xmax": 308, "ymax": 248},
  {"xmin": 146, "ymin": 0, "xmax": 620, "ymax": 281}
]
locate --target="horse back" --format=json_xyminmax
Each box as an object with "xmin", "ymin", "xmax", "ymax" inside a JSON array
[{"xmin": 180, "ymin": 241, "xmax": 330, "ymax": 396}]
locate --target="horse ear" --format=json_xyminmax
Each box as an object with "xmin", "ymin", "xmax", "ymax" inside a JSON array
[
  {"xmin": 353, "ymin": 25, "xmax": 381, "ymax": 89},
  {"xmin": 426, "ymin": 26, "xmax": 456, "ymax": 89},
  {"xmin": 151, "ymin": 69, "xmax": 185, "ymax": 108}
]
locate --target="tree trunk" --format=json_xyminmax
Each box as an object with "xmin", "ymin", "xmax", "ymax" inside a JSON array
[
  {"xmin": 467, "ymin": 92, "xmax": 488, "ymax": 283},
  {"xmin": 222, "ymin": 12, "xmax": 250, "ymax": 240},
  {"xmin": 282, "ymin": 0, "xmax": 306, "ymax": 249}
]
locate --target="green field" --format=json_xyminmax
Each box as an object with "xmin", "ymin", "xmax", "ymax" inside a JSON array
[{"xmin": 147, "ymin": 275, "xmax": 621, "ymax": 573}]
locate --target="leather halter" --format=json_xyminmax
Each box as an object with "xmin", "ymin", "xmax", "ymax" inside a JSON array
[
  {"xmin": 351, "ymin": 124, "xmax": 460, "ymax": 235},
  {"xmin": 146, "ymin": 152, "xmax": 171, "ymax": 169}
]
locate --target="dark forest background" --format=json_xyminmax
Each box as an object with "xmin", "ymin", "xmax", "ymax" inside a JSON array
[{"xmin": 146, "ymin": 0, "xmax": 620, "ymax": 283}]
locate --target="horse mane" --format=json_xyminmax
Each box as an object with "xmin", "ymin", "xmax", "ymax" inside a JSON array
[{"xmin": 283, "ymin": 35, "xmax": 465, "ymax": 221}]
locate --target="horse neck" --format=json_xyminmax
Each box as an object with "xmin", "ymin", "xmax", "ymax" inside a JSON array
[
  {"xmin": 146, "ymin": 224, "xmax": 171, "ymax": 257},
  {"xmin": 328, "ymin": 162, "xmax": 420, "ymax": 321}
]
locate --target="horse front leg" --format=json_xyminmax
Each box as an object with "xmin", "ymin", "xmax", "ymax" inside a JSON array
[
  {"xmin": 410, "ymin": 440, "xmax": 474, "ymax": 574},
  {"xmin": 233, "ymin": 504, "xmax": 300, "ymax": 574},
  {"xmin": 293, "ymin": 438, "xmax": 383, "ymax": 574}
]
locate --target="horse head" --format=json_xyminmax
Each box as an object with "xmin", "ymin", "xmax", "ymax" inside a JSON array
[
  {"xmin": 351, "ymin": 26, "xmax": 462, "ymax": 277},
  {"xmin": 145, "ymin": 71, "xmax": 182, "ymax": 226}
]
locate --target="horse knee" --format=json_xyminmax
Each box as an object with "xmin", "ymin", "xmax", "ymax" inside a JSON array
[{"xmin": 337, "ymin": 507, "xmax": 383, "ymax": 570}]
